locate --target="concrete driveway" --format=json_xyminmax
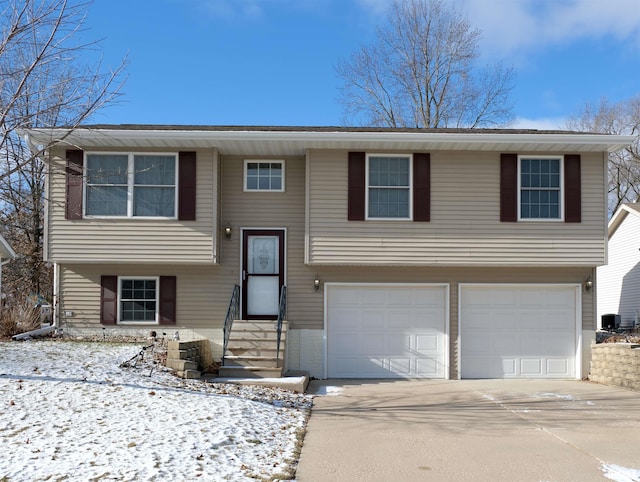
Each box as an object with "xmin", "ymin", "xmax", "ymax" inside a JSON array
[{"xmin": 296, "ymin": 379, "xmax": 640, "ymax": 481}]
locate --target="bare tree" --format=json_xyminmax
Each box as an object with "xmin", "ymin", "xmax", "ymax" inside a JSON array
[
  {"xmin": 0, "ymin": 0, "xmax": 125, "ymax": 302},
  {"xmin": 566, "ymin": 97, "xmax": 640, "ymax": 217},
  {"xmin": 336, "ymin": 0, "xmax": 514, "ymax": 128}
]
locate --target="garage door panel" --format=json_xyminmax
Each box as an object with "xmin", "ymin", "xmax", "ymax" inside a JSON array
[
  {"xmin": 388, "ymin": 311, "xmax": 412, "ymax": 329},
  {"xmin": 495, "ymin": 335, "xmax": 517, "ymax": 352},
  {"xmin": 331, "ymin": 309, "xmax": 362, "ymax": 329},
  {"xmin": 461, "ymin": 285, "xmax": 577, "ymax": 379},
  {"xmin": 332, "ymin": 334, "xmax": 362, "ymax": 353},
  {"xmin": 416, "ymin": 334, "xmax": 439, "ymax": 352},
  {"xmin": 415, "ymin": 357, "xmax": 441, "ymax": 376},
  {"xmin": 361, "ymin": 310, "xmax": 385, "ymax": 328},
  {"xmin": 547, "ymin": 358, "xmax": 570, "ymax": 375},
  {"xmin": 520, "ymin": 358, "xmax": 543, "ymax": 376},
  {"xmin": 327, "ymin": 285, "xmax": 447, "ymax": 379},
  {"xmin": 502, "ymin": 358, "xmax": 517, "ymax": 376}
]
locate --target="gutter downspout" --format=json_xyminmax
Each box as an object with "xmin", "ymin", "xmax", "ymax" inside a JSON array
[
  {"xmin": 11, "ymin": 262, "xmax": 59, "ymax": 340},
  {"xmin": 12, "ymin": 135, "xmax": 58, "ymax": 341}
]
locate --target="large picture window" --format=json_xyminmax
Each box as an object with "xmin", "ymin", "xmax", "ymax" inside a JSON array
[
  {"xmin": 85, "ymin": 153, "xmax": 177, "ymax": 217},
  {"xmin": 366, "ymin": 154, "xmax": 411, "ymax": 219},
  {"xmin": 519, "ymin": 157, "xmax": 562, "ymax": 220},
  {"xmin": 118, "ymin": 277, "xmax": 158, "ymax": 323}
]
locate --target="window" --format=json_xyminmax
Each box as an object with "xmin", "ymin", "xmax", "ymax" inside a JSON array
[
  {"xmin": 85, "ymin": 153, "xmax": 177, "ymax": 217},
  {"xmin": 100, "ymin": 275, "xmax": 176, "ymax": 326},
  {"xmin": 366, "ymin": 154, "xmax": 411, "ymax": 219},
  {"xmin": 519, "ymin": 157, "xmax": 562, "ymax": 220},
  {"xmin": 244, "ymin": 160, "xmax": 284, "ymax": 191},
  {"xmin": 118, "ymin": 277, "xmax": 158, "ymax": 323}
]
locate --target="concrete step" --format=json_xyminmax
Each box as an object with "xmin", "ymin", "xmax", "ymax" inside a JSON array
[
  {"xmin": 227, "ymin": 338, "xmax": 282, "ymax": 348},
  {"xmin": 227, "ymin": 346, "xmax": 279, "ymax": 357},
  {"xmin": 223, "ymin": 355, "xmax": 280, "ymax": 367},
  {"xmin": 218, "ymin": 366, "xmax": 283, "ymax": 378}
]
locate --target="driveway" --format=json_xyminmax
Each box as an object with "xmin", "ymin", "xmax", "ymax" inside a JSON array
[{"xmin": 296, "ymin": 379, "xmax": 640, "ymax": 481}]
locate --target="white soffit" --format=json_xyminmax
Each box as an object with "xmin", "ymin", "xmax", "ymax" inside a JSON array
[{"xmin": 23, "ymin": 126, "xmax": 636, "ymax": 156}]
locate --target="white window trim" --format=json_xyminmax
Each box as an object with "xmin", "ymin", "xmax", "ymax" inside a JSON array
[
  {"xmin": 517, "ymin": 155, "xmax": 564, "ymax": 222},
  {"xmin": 365, "ymin": 153, "xmax": 413, "ymax": 221},
  {"xmin": 117, "ymin": 276, "xmax": 160, "ymax": 325},
  {"xmin": 243, "ymin": 159, "xmax": 285, "ymax": 192},
  {"xmin": 83, "ymin": 152, "xmax": 178, "ymax": 219}
]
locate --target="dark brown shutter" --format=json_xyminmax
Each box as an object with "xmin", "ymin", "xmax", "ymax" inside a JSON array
[
  {"xmin": 500, "ymin": 153, "xmax": 518, "ymax": 222},
  {"xmin": 159, "ymin": 276, "xmax": 177, "ymax": 325},
  {"xmin": 413, "ymin": 153, "xmax": 430, "ymax": 222},
  {"xmin": 348, "ymin": 151, "xmax": 366, "ymax": 221},
  {"xmin": 564, "ymin": 154, "xmax": 581, "ymax": 223},
  {"xmin": 100, "ymin": 276, "xmax": 117, "ymax": 325},
  {"xmin": 65, "ymin": 149, "xmax": 84, "ymax": 220},
  {"xmin": 178, "ymin": 151, "xmax": 196, "ymax": 220}
]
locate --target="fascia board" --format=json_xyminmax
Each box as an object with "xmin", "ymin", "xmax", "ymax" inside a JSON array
[{"xmin": 20, "ymin": 128, "xmax": 636, "ymax": 153}]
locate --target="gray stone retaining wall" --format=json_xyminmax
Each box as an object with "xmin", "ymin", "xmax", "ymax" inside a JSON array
[{"xmin": 590, "ymin": 343, "xmax": 640, "ymax": 391}]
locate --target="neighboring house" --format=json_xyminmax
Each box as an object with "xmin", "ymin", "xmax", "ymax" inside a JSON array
[
  {"xmin": 23, "ymin": 126, "xmax": 634, "ymax": 379},
  {"xmin": 597, "ymin": 203, "xmax": 640, "ymax": 330},
  {"xmin": 0, "ymin": 233, "xmax": 16, "ymax": 304}
]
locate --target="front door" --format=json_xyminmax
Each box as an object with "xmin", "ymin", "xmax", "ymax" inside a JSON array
[{"xmin": 242, "ymin": 229, "xmax": 285, "ymax": 320}]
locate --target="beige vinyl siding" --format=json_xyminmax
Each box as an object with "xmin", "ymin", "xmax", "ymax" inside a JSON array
[
  {"xmin": 46, "ymin": 147, "xmax": 218, "ymax": 264},
  {"xmin": 219, "ymin": 155, "xmax": 317, "ymax": 326},
  {"xmin": 57, "ymin": 155, "xmax": 315, "ymax": 331},
  {"xmin": 59, "ymin": 264, "xmax": 226, "ymax": 330},
  {"xmin": 597, "ymin": 213, "xmax": 640, "ymax": 326},
  {"xmin": 308, "ymin": 150, "xmax": 607, "ymax": 266}
]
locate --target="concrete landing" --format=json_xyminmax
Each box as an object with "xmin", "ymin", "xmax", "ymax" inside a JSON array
[{"xmin": 206, "ymin": 372, "xmax": 309, "ymax": 393}]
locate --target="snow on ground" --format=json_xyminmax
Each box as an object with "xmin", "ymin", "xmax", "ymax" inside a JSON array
[
  {"xmin": 0, "ymin": 340, "xmax": 313, "ymax": 481},
  {"xmin": 601, "ymin": 464, "xmax": 640, "ymax": 482}
]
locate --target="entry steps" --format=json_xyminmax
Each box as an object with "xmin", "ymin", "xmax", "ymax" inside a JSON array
[{"xmin": 219, "ymin": 319, "xmax": 286, "ymax": 378}]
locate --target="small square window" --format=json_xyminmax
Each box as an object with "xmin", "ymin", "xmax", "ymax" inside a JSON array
[{"xmin": 244, "ymin": 160, "xmax": 285, "ymax": 192}]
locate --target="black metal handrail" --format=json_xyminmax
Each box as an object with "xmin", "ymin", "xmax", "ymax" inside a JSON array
[
  {"xmin": 276, "ymin": 285, "xmax": 287, "ymax": 365},
  {"xmin": 222, "ymin": 284, "xmax": 240, "ymax": 366}
]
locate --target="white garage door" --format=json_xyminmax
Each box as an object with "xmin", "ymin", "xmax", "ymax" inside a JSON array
[
  {"xmin": 460, "ymin": 285, "xmax": 579, "ymax": 379},
  {"xmin": 326, "ymin": 284, "xmax": 448, "ymax": 378}
]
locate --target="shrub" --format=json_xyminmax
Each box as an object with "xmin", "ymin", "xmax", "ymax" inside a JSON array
[{"xmin": 0, "ymin": 302, "xmax": 43, "ymax": 338}]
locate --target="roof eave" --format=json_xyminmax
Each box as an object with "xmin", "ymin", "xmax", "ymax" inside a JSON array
[{"xmin": 20, "ymin": 127, "xmax": 636, "ymax": 154}]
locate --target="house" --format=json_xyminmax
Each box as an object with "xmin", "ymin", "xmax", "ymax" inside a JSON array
[
  {"xmin": 0, "ymin": 233, "xmax": 16, "ymax": 303},
  {"xmin": 597, "ymin": 203, "xmax": 640, "ymax": 330},
  {"xmin": 23, "ymin": 125, "xmax": 634, "ymax": 379}
]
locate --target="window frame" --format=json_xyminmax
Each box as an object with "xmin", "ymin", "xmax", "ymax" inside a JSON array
[
  {"xmin": 243, "ymin": 160, "xmax": 285, "ymax": 192},
  {"xmin": 517, "ymin": 155, "xmax": 564, "ymax": 222},
  {"xmin": 117, "ymin": 276, "xmax": 160, "ymax": 325},
  {"xmin": 83, "ymin": 151, "xmax": 178, "ymax": 219},
  {"xmin": 365, "ymin": 153, "xmax": 413, "ymax": 221}
]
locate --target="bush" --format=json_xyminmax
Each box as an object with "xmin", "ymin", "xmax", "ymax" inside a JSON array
[{"xmin": 0, "ymin": 303, "xmax": 43, "ymax": 338}]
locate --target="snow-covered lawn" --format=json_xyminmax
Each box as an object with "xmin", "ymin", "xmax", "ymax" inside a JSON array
[{"xmin": 0, "ymin": 340, "xmax": 312, "ymax": 481}]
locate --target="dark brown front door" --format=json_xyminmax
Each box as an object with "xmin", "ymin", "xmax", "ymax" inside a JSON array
[{"xmin": 242, "ymin": 229, "xmax": 285, "ymax": 320}]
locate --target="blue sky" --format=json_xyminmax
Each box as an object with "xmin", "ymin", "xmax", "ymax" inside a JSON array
[{"xmin": 81, "ymin": 0, "xmax": 640, "ymax": 129}]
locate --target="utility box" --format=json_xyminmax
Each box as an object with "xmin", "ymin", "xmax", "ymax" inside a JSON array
[{"xmin": 601, "ymin": 314, "xmax": 621, "ymax": 330}]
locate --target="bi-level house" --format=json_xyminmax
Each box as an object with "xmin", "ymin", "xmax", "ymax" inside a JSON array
[{"xmin": 24, "ymin": 126, "xmax": 633, "ymax": 380}]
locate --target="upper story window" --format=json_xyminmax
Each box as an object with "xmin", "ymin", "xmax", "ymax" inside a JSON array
[
  {"xmin": 366, "ymin": 154, "xmax": 412, "ymax": 219},
  {"xmin": 519, "ymin": 156, "xmax": 562, "ymax": 220},
  {"xmin": 85, "ymin": 153, "xmax": 177, "ymax": 218},
  {"xmin": 244, "ymin": 160, "xmax": 285, "ymax": 192}
]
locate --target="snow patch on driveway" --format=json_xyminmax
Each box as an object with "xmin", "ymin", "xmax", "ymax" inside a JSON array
[{"xmin": 602, "ymin": 463, "xmax": 640, "ymax": 482}]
